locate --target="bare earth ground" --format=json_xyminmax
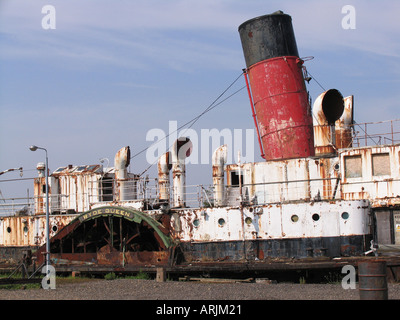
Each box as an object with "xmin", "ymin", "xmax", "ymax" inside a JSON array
[{"xmin": 0, "ymin": 278, "xmax": 399, "ymax": 300}]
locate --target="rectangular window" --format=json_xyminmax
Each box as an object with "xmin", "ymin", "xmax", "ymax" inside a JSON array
[
  {"xmin": 101, "ymin": 177, "xmax": 114, "ymax": 201},
  {"xmin": 372, "ymin": 153, "xmax": 390, "ymax": 176},
  {"xmin": 230, "ymin": 171, "xmax": 243, "ymax": 187},
  {"xmin": 345, "ymin": 155, "xmax": 362, "ymax": 178}
]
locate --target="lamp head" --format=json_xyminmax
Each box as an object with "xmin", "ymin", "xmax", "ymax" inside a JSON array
[{"xmin": 29, "ymin": 145, "xmax": 38, "ymax": 151}]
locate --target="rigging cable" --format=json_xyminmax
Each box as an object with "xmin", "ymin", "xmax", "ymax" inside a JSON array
[
  {"xmin": 132, "ymin": 72, "xmax": 246, "ymax": 176},
  {"xmin": 306, "ymin": 69, "xmax": 326, "ymax": 92}
]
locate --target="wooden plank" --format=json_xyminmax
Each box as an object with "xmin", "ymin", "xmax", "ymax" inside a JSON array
[{"xmin": 178, "ymin": 276, "xmax": 254, "ymax": 284}]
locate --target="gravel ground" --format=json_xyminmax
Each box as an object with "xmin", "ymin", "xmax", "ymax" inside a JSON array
[{"xmin": 0, "ymin": 278, "xmax": 399, "ymax": 300}]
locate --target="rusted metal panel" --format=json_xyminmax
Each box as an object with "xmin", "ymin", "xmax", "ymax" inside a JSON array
[
  {"xmin": 51, "ymin": 253, "xmax": 97, "ymax": 265},
  {"xmin": 114, "ymin": 147, "xmax": 130, "ymax": 179},
  {"xmin": 212, "ymin": 145, "xmax": 228, "ymax": 207},
  {"xmin": 0, "ymin": 214, "xmax": 75, "ymax": 247},
  {"xmin": 0, "ymin": 216, "xmax": 35, "ymax": 246},
  {"xmin": 340, "ymin": 144, "xmax": 400, "ymax": 207},
  {"xmin": 248, "ymin": 56, "xmax": 315, "ymax": 160},
  {"xmin": 37, "ymin": 215, "xmax": 76, "ymax": 245},
  {"xmin": 335, "ymin": 95, "xmax": 354, "ymax": 149},
  {"xmin": 91, "ymin": 200, "xmax": 145, "ymax": 212},
  {"xmin": 172, "ymin": 198, "xmax": 371, "ymax": 261},
  {"xmin": 226, "ymin": 156, "xmax": 340, "ymax": 205},
  {"xmin": 374, "ymin": 210, "xmax": 392, "ymax": 245},
  {"xmin": 313, "ymin": 96, "xmax": 335, "ymax": 156},
  {"xmin": 312, "ymin": 89, "xmax": 345, "ymax": 156},
  {"xmin": 114, "ymin": 146, "xmax": 137, "ymax": 201},
  {"xmin": 178, "ymin": 235, "xmax": 370, "ymax": 262},
  {"xmin": 33, "ymin": 177, "xmax": 45, "ymax": 214},
  {"xmin": 158, "ymin": 152, "xmax": 171, "ymax": 202},
  {"xmin": 171, "ymin": 138, "xmax": 192, "ymax": 208},
  {"xmin": 33, "ymin": 175, "xmax": 60, "ymax": 214},
  {"xmin": 96, "ymin": 246, "xmax": 169, "ymax": 266},
  {"xmin": 51, "ymin": 165, "xmax": 104, "ymax": 213},
  {"xmin": 223, "ymin": 143, "xmax": 400, "ymax": 209},
  {"xmin": 172, "ymin": 200, "xmax": 370, "ymax": 244},
  {"xmin": 313, "ymin": 126, "xmax": 336, "ymax": 155}
]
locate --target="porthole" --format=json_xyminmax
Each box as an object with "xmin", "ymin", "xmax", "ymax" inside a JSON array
[
  {"xmin": 245, "ymin": 217, "xmax": 252, "ymax": 225},
  {"xmin": 52, "ymin": 225, "xmax": 58, "ymax": 233},
  {"xmin": 312, "ymin": 213, "xmax": 320, "ymax": 221},
  {"xmin": 218, "ymin": 218, "xmax": 225, "ymax": 226},
  {"xmin": 6, "ymin": 227, "xmax": 11, "ymax": 233},
  {"xmin": 291, "ymin": 215, "xmax": 299, "ymax": 222},
  {"xmin": 193, "ymin": 219, "xmax": 200, "ymax": 227},
  {"xmin": 341, "ymin": 212, "xmax": 349, "ymax": 220}
]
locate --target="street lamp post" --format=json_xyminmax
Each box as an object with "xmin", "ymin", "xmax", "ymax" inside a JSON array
[{"xmin": 29, "ymin": 145, "xmax": 50, "ymax": 269}]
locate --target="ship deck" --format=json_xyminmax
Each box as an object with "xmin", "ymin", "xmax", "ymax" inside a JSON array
[{"xmin": 19, "ymin": 254, "xmax": 400, "ymax": 281}]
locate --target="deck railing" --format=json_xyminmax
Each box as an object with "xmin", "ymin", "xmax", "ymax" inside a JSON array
[
  {"xmin": 2, "ymin": 119, "xmax": 399, "ymax": 216},
  {"xmin": 0, "ymin": 176, "xmax": 341, "ymax": 216},
  {"xmin": 351, "ymin": 119, "xmax": 400, "ymax": 147}
]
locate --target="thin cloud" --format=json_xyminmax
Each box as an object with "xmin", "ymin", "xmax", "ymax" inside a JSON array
[
  {"xmin": 0, "ymin": 1, "xmax": 244, "ymax": 72},
  {"xmin": 114, "ymin": 82, "xmax": 158, "ymax": 89},
  {"xmin": 289, "ymin": 0, "xmax": 400, "ymax": 58}
]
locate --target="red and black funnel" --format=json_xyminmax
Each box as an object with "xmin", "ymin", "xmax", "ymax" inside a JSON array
[{"xmin": 239, "ymin": 11, "xmax": 315, "ymax": 160}]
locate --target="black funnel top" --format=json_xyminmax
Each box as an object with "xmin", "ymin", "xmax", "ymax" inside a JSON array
[{"xmin": 238, "ymin": 11, "xmax": 299, "ymax": 68}]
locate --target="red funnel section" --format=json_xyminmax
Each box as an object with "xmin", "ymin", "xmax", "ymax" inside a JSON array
[{"xmin": 239, "ymin": 12, "xmax": 315, "ymax": 160}]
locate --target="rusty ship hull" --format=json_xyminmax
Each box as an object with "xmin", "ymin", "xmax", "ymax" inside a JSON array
[{"xmin": 1, "ymin": 11, "xmax": 400, "ymax": 277}]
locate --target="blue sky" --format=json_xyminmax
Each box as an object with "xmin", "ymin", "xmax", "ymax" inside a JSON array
[{"xmin": 1, "ymin": 0, "xmax": 399, "ymax": 198}]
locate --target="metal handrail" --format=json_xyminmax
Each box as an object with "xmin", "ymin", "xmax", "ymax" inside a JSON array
[
  {"xmin": 0, "ymin": 176, "xmax": 342, "ymax": 215},
  {"xmin": 351, "ymin": 119, "xmax": 400, "ymax": 147}
]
